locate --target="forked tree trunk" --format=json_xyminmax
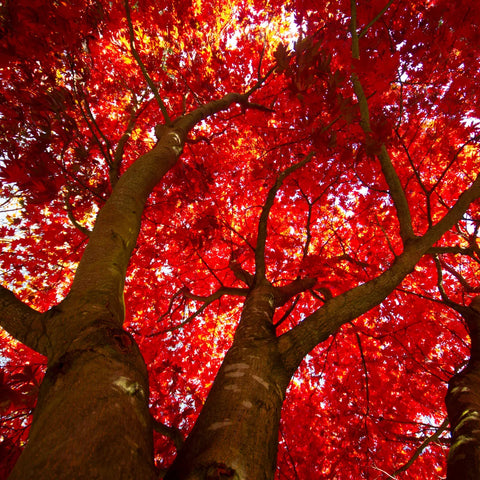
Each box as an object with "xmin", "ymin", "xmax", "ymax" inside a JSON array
[
  {"xmin": 445, "ymin": 297, "xmax": 480, "ymax": 480},
  {"xmin": 165, "ymin": 283, "xmax": 292, "ymax": 480},
  {"xmin": 8, "ymin": 315, "xmax": 156, "ymax": 480},
  {"xmin": 3, "ymin": 96, "xmax": 282, "ymax": 480}
]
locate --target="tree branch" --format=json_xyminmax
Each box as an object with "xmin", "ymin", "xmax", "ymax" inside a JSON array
[
  {"xmin": 246, "ymin": 66, "xmax": 276, "ymax": 97},
  {"xmin": 428, "ymin": 245, "xmax": 476, "ymax": 257},
  {"xmin": 110, "ymin": 93, "xmax": 149, "ymax": 187},
  {"xmin": 433, "ymin": 256, "xmax": 470, "ymax": 314},
  {"xmin": 229, "ymin": 260, "xmax": 255, "ymax": 287},
  {"xmin": 255, "ymin": 152, "xmax": 314, "ymax": 280},
  {"xmin": 152, "ymin": 417, "xmax": 184, "ymax": 450},
  {"xmin": 392, "ymin": 417, "xmax": 449, "ymax": 477},
  {"xmin": 124, "ymin": 0, "xmax": 172, "ymax": 126},
  {"xmin": 181, "ymin": 286, "xmax": 248, "ymax": 302},
  {"xmin": 441, "ymin": 260, "xmax": 480, "ymax": 293},
  {"xmin": 0, "ymin": 285, "xmax": 49, "ymax": 356},
  {"xmin": 158, "ymin": 286, "xmax": 248, "ymax": 333},
  {"xmin": 350, "ymin": 0, "xmax": 361, "ymax": 59},
  {"xmin": 430, "ymin": 133, "xmax": 480, "ymax": 195},
  {"xmin": 196, "ymin": 251, "xmax": 224, "ymax": 287},
  {"xmin": 273, "ymin": 296, "xmax": 300, "ymax": 329},
  {"xmin": 66, "ymin": 91, "xmax": 259, "ymax": 317},
  {"xmin": 354, "ymin": 330, "xmax": 370, "ymax": 417},
  {"xmin": 78, "ymin": 97, "xmax": 113, "ymax": 167},
  {"xmin": 221, "ymin": 219, "xmax": 256, "ymax": 253},
  {"xmin": 358, "ymin": 0, "xmax": 395, "ymax": 39},
  {"xmin": 350, "ymin": 0, "xmax": 414, "ymax": 244},
  {"xmin": 273, "ymin": 277, "xmax": 317, "ymax": 307},
  {"xmin": 64, "ymin": 190, "xmax": 91, "ymax": 237},
  {"xmin": 65, "ymin": 82, "xmax": 272, "ymax": 335},
  {"xmin": 278, "ymin": 173, "xmax": 480, "ymax": 372}
]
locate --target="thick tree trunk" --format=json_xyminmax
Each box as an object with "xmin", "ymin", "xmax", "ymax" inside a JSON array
[
  {"xmin": 8, "ymin": 316, "xmax": 155, "ymax": 480},
  {"xmin": 165, "ymin": 283, "xmax": 291, "ymax": 480},
  {"xmin": 446, "ymin": 298, "xmax": 480, "ymax": 480}
]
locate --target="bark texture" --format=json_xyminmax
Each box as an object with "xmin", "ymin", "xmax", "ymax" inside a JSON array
[
  {"xmin": 446, "ymin": 297, "xmax": 480, "ymax": 480},
  {"xmin": 165, "ymin": 282, "xmax": 292, "ymax": 480},
  {"xmin": 9, "ymin": 321, "xmax": 155, "ymax": 480}
]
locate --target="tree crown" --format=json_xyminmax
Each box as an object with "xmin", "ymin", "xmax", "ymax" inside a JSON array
[{"xmin": 1, "ymin": 0, "xmax": 480, "ymax": 477}]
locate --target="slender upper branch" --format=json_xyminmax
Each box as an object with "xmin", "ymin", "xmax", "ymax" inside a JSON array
[
  {"xmin": 78, "ymin": 96, "xmax": 113, "ymax": 166},
  {"xmin": 433, "ymin": 256, "xmax": 465, "ymax": 312},
  {"xmin": 358, "ymin": 0, "xmax": 395, "ymax": 38},
  {"xmin": 355, "ymin": 330, "xmax": 370, "ymax": 416},
  {"xmin": 255, "ymin": 152, "xmax": 314, "ymax": 279},
  {"xmin": 441, "ymin": 261, "xmax": 480, "ymax": 292},
  {"xmin": 350, "ymin": 0, "xmax": 414, "ymax": 243},
  {"xmin": 64, "ymin": 91, "xmax": 263, "ymax": 329},
  {"xmin": 246, "ymin": 66, "xmax": 276, "ymax": 97},
  {"xmin": 124, "ymin": 0, "xmax": 172, "ymax": 126},
  {"xmin": 110, "ymin": 94, "xmax": 148, "ymax": 186},
  {"xmin": 350, "ymin": 0, "xmax": 361, "ymax": 59},
  {"xmin": 392, "ymin": 418, "xmax": 449, "ymax": 477},
  {"xmin": 428, "ymin": 246, "xmax": 478, "ymax": 257}
]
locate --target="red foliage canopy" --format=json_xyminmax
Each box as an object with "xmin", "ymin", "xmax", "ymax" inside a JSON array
[{"xmin": 1, "ymin": 0, "xmax": 480, "ymax": 478}]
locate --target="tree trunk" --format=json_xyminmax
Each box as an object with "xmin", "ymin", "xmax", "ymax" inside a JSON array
[
  {"xmin": 2, "ymin": 95, "xmax": 270, "ymax": 480},
  {"xmin": 446, "ymin": 365, "xmax": 480, "ymax": 480},
  {"xmin": 446, "ymin": 297, "xmax": 480, "ymax": 480},
  {"xmin": 8, "ymin": 316, "xmax": 155, "ymax": 480},
  {"xmin": 165, "ymin": 283, "xmax": 291, "ymax": 480}
]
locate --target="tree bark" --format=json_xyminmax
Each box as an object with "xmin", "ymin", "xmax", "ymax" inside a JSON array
[
  {"xmin": 8, "ymin": 318, "xmax": 156, "ymax": 480},
  {"xmin": 165, "ymin": 282, "xmax": 291, "ymax": 480},
  {"xmin": 446, "ymin": 298, "xmax": 480, "ymax": 480},
  {"xmin": 0, "ymin": 286, "xmax": 49, "ymax": 356}
]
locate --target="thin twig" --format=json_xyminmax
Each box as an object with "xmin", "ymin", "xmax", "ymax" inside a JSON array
[
  {"xmin": 392, "ymin": 418, "xmax": 449, "ymax": 476},
  {"xmin": 359, "ymin": 0, "xmax": 395, "ymax": 38},
  {"xmin": 246, "ymin": 66, "xmax": 276, "ymax": 96},
  {"xmin": 354, "ymin": 330, "xmax": 370, "ymax": 417},
  {"xmin": 257, "ymin": 37, "xmax": 267, "ymax": 81},
  {"xmin": 196, "ymin": 251, "xmax": 224, "ymax": 286},
  {"xmin": 158, "ymin": 286, "xmax": 248, "ymax": 333},
  {"xmin": 370, "ymin": 465, "xmax": 397, "ymax": 479}
]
